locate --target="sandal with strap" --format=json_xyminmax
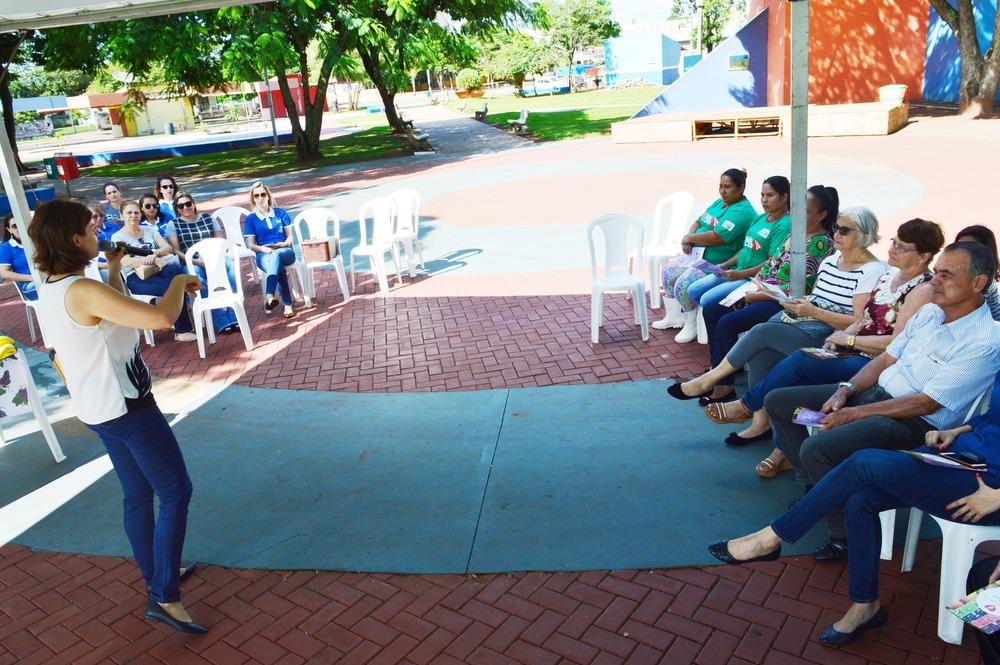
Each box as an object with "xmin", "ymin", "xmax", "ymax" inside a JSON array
[
  {"xmin": 705, "ymin": 400, "xmax": 752, "ymax": 425},
  {"xmin": 756, "ymin": 456, "xmax": 793, "ymax": 478}
]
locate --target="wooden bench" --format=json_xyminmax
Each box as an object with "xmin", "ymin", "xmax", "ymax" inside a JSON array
[
  {"xmin": 405, "ymin": 128, "xmax": 432, "ymax": 152},
  {"xmin": 691, "ymin": 111, "xmax": 782, "ymax": 140},
  {"xmin": 507, "ymin": 109, "xmax": 529, "ymax": 133},
  {"xmin": 474, "ymin": 103, "xmax": 488, "ymax": 121},
  {"xmin": 395, "ymin": 107, "xmax": 414, "ymax": 129}
]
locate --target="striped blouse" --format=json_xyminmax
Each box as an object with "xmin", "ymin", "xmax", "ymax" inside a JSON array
[{"xmin": 808, "ymin": 254, "xmax": 886, "ymax": 310}]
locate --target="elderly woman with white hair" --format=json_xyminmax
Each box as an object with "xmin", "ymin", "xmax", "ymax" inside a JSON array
[{"xmin": 667, "ymin": 206, "xmax": 887, "ymax": 444}]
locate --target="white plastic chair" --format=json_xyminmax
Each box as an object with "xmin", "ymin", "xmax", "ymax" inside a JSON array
[
  {"xmin": 184, "ymin": 238, "xmax": 254, "ymax": 359},
  {"xmin": 388, "ymin": 189, "xmax": 425, "ymax": 277},
  {"xmin": 292, "ymin": 208, "xmax": 350, "ymax": 305},
  {"xmin": 350, "ymin": 197, "xmax": 403, "ymax": 295},
  {"xmin": 0, "ymin": 351, "xmax": 64, "ymax": 463},
  {"xmin": 631, "ymin": 191, "xmax": 695, "ymax": 309},
  {"xmin": 588, "ymin": 213, "xmax": 649, "ymax": 344},
  {"xmin": 212, "ymin": 206, "xmax": 259, "ymax": 285},
  {"xmin": 120, "ymin": 280, "xmax": 157, "ymax": 348},
  {"xmin": 15, "ymin": 284, "xmax": 46, "ymax": 346}
]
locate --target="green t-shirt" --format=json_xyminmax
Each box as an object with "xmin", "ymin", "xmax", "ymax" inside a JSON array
[
  {"xmin": 694, "ymin": 198, "xmax": 758, "ymax": 265},
  {"xmin": 735, "ymin": 211, "xmax": 792, "ymax": 271}
]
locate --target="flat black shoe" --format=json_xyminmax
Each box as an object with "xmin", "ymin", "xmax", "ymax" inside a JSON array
[
  {"xmin": 144, "ymin": 601, "xmax": 208, "ymax": 634},
  {"xmin": 819, "ymin": 607, "xmax": 887, "ymax": 646},
  {"xmin": 812, "ymin": 537, "xmax": 849, "ymax": 562},
  {"xmin": 724, "ymin": 430, "xmax": 772, "ymax": 446},
  {"xmin": 667, "ymin": 381, "xmax": 712, "ymax": 401},
  {"xmin": 699, "ymin": 391, "xmax": 736, "ymax": 407},
  {"xmin": 179, "ymin": 563, "xmax": 197, "ymax": 581},
  {"xmin": 707, "ymin": 540, "xmax": 781, "ymax": 565}
]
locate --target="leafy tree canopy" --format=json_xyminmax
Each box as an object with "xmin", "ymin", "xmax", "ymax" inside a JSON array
[{"xmin": 670, "ymin": 0, "xmax": 746, "ymax": 53}]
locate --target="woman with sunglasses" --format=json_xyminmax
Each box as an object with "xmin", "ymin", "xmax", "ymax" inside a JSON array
[
  {"xmin": 29, "ymin": 200, "xmax": 205, "ymax": 634},
  {"xmin": 102, "ymin": 182, "xmax": 126, "ymax": 224},
  {"xmin": 0, "ymin": 214, "xmax": 37, "ymax": 300},
  {"xmin": 164, "ymin": 192, "xmax": 241, "ymax": 335},
  {"xmin": 139, "ymin": 193, "xmax": 174, "ymax": 237},
  {"xmin": 112, "ymin": 201, "xmax": 196, "ymax": 342},
  {"xmin": 668, "ymin": 207, "xmax": 886, "ymax": 444},
  {"xmin": 243, "ymin": 181, "xmax": 295, "ymax": 318},
  {"xmin": 154, "ymin": 176, "xmax": 178, "ymax": 216}
]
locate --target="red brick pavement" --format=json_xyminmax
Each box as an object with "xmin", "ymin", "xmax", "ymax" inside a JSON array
[{"xmin": 0, "ymin": 540, "xmax": 988, "ymax": 664}]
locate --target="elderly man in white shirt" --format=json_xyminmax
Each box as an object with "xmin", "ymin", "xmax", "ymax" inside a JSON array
[{"xmin": 762, "ymin": 241, "xmax": 1000, "ymax": 562}]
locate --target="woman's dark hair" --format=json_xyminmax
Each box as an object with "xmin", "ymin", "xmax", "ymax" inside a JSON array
[
  {"xmin": 955, "ymin": 225, "xmax": 999, "ymax": 280},
  {"xmin": 139, "ymin": 193, "xmax": 165, "ymax": 223},
  {"xmin": 721, "ymin": 167, "xmax": 748, "ymax": 190},
  {"xmin": 103, "ymin": 182, "xmax": 121, "ymax": 196},
  {"xmin": 154, "ymin": 175, "xmax": 177, "ymax": 201},
  {"xmin": 806, "ymin": 184, "xmax": 839, "ymax": 233},
  {"xmin": 762, "ymin": 175, "xmax": 791, "ymax": 208},
  {"xmin": 28, "ymin": 200, "xmax": 94, "ymax": 275},
  {"xmin": 897, "ymin": 218, "xmax": 945, "ymax": 257},
  {"xmin": 2, "ymin": 214, "xmax": 13, "ymax": 243}
]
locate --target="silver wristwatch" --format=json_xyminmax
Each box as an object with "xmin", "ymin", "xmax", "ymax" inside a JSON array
[{"xmin": 837, "ymin": 381, "xmax": 856, "ymax": 395}]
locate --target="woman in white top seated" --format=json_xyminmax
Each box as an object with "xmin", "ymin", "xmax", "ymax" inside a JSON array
[{"xmin": 30, "ymin": 200, "xmax": 206, "ymax": 634}]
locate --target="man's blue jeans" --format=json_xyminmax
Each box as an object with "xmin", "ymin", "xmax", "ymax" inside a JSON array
[
  {"xmin": 771, "ymin": 448, "xmax": 1000, "ymax": 603},
  {"xmin": 742, "ymin": 349, "xmax": 870, "ymax": 411},
  {"xmin": 88, "ymin": 405, "xmax": 193, "ymax": 604},
  {"xmin": 255, "ymin": 247, "xmax": 295, "ymax": 306}
]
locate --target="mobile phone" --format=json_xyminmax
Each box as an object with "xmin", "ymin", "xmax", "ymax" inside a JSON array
[{"xmin": 957, "ymin": 451, "xmax": 986, "ymax": 466}]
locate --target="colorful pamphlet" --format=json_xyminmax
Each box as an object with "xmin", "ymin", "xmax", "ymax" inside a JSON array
[
  {"xmin": 902, "ymin": 450, "xmax": 985, "ymax": 471},
  {"xmin": 792, "ymin": 407, "xmax": 826, "ymax": 426},
  {"xmin": 749, "ymin": 278, "xmax": 794, "ymax": 302},
  {"xmin": 801, "ymin": 347, "xmax": 861, "ymax": 360},
  {"xmin": 948, "ymin": 582, "xmax": 1000, "ymax": 634}
]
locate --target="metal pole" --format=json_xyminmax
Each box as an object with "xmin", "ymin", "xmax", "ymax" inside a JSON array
[
  {"xmin": 696, "ymin": 0, "xmax": 704, "ymax": 56},
  {"xmin": 789, "ymin": 0, "xmax": 809, "ymax": 298},
  {"xmin": 263, "ymin": 62, "xmax": 280, "ymax": 150}
]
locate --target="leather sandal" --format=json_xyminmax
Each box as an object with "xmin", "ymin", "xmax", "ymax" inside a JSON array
[
  {"xmin": 705, "ymin": 400, "xmax": 752, "ymax": 425},
  {"xmin": 756, "ymin": 456, "xmax": 792, "ymax": 478}
]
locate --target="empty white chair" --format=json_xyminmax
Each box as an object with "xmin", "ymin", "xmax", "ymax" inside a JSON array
[
  {"xmin": 632, "ymin": 191, "xmax": 695, "ymax": 309},
  {"xmin": 350, "ymin": 197, "xmax": 403, "ymax": 295},
  {"xmin": 292, "ymin": 208, "xmax": 350, "ymax": 304},
  {"xmin": 184, "ymin": 239, "xmax": 254, "ymax": 359},
  {"xmin": 588, "ymin": 213, "xmax": 649, "ymax": 344},
  {"xmin": 212, "ymin": 206, "xmax": 259, "ymax": 285},
  {"xmin": 388, "ymin": 189, "xmax": 425, "ymax": 277},
  {"xmin": 15, "ymin": 284, "xmax": 46, "ymax": 346}
]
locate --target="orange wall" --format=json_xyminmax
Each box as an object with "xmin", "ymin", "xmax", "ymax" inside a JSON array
[{"xmin": 747, "ymin": 0, "xmax": 928, "ymax": 106}]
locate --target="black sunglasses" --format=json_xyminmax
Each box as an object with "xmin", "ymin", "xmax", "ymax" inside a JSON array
[
  {"xmin": 143, "ymin": 203, "xmax": 158, "ymax": 210},
  {"xmin": 176, "ymin": 201, "xmax": 195, "ymax": 209},
  {"xmin": 830, "ymin": 224, "xmax": 856, "ymax": 237}
]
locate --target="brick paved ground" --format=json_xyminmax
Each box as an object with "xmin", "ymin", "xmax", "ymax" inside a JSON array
[{"xmin": 3, "ymin": 107, "xmax": 999, "ymax": 663}]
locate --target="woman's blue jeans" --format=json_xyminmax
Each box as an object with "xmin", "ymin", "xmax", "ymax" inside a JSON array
[
  {"xmin": 703, "ymin": 299, "xmax": 783, "ymax": 387},
  {"xmin": 742, "ymin": 349, "xmax": 870, "ymax": 412},
  {"xmin": 126, "ymin": 264, "xmax": 193, "ymax": 333},
  {"xmin": 255, "ymin": 247, "xmax": 295, "ymax": 306},
  {"xmin": 685, "ymin": 274, "xmax": 728, "ymax": 311},
  {"xmin": 190, "ymin": 262, "xmax": 238, "ymax": 330},
  {"xmin": 770, "ymin": 448, "xmax": 1000, "ymax": 603},
  {"xmin": 88, "ymin": 405, "xmax": 193, "ymax": 604}
]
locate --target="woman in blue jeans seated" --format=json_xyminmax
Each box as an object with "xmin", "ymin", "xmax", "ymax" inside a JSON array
[
  {"xmin": 710, "ymin": 218, "xmax": 944, "ymax": 475},
  {"xmin": 699, "ymin": 184, "xmax": 838, "ymax": 405},
  {"xmin": 243, "ymin": 181, "xmax": 295, "ymax": 318},
  {"xmin": 30, "ymin": 200, "xmax": 206, "ymax": 633},
  {"xmin": 707, "ymin": 371, "xmax": 1000, "ymax": 647}
]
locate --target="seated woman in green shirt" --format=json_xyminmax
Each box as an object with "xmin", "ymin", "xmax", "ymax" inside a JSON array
[{"xmin": 653, "ymin": 168, "xmax": 757, "ymax": 334}]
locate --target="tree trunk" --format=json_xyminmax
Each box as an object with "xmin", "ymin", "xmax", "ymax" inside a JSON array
[
  {"xmin": 0, "ymin": 74, "xmax": 26, "ymax": 173},
  {"xmin": 930, "ymin": 0, "xmax": 999, "ymax": 117},
  {"xmin": 357, "ymin": 43, "xmax": 404, "ymax": 133}
]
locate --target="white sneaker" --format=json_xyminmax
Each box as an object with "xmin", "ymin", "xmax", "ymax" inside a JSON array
[{"xmin": 174, "ymin": 332, "xmax": 197, "ymax": 342}]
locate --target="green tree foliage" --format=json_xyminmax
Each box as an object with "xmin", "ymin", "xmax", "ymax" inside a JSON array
[
  {"xmin": 542, "ymin": 0, "xmax": 619, "ymax": 92},
  {"xmin": 9, "ymin": 64, "xmax": 91, "ymax": 98},
  {"xmin": 456, "ymin": 68, "xmax": 482, "ymax": 92},
  {"xmin": 489, "ymin": 32, "xmax": 548, "ymax": 90},
  {"xmin": 928, "ymin": 0, "xmax": 1000, "ymax": 116},
  {"xmin": 670, "ymin": 0, "xmax": 746, "ymax": 53}
]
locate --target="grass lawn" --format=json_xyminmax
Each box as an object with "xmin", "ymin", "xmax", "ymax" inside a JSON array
[
  {"xmin": 445, "ymin": 86, "xmax": 665, "ymax": 141},
  {"xmin": 83, "ymin": 126, "xmax": 410, "ymax": 179}
]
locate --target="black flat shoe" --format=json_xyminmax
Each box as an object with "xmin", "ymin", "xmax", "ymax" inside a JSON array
[
  {"xmin": 724, "ymin": 430, "xmax": 773, "ymax": 446},
  {"xmin": 819, "ymin": 607, "xmax": 887, "ymax": 646},
  {"xmin": 699, "ymin": 391, "xmax": 736, "ymax": 407},
  {"xmin": 144, "ymin": 601, "xmax": 208, "ymax": 634},
  {"xmin": 180, "ymin": 563, "xmax": 197, "ymax": 581},
  {"xmin": 707, "ymin": 540, "xmax": 781, "ymax": 565},
  {"xmin": 667, "ymin": 381, "xmax": 712, "ymax": 401},
  {"xmin": 220, "ymin": 324, "xmax": 240, "ymax": 335},
  {"xmin": 811, "ymin": 537, "xmax": 849, "ymax": 562}
]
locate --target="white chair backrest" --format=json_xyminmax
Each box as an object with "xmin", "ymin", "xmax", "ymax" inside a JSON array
[
  {"xmin": 213, "ymin": 206, "xmax": 250, "ymax": 248},
  {"xmin": 186, "ymin": 238, "xmax": 243, "ymax": 298},
  {"xmin": 651, "ymin": 191, "xmax": 695, "ymax": 253},
  {"xmin": 293, "ymin": 207, "xmax": 341, "ymax": 244},
  {"xmin": 358, "ymin": 197, "xmax": 396, "ymax": 248},
  {"xmin": 964, "ymin": 384, "xmax": 993, "ymax": 422},
  {"xmin": 588, "ymin": 214, "xmax": 644, "ymax": 280},
  {"xmin": 388, "ymin": 189, "xmax": 420, "ymax": 235}
]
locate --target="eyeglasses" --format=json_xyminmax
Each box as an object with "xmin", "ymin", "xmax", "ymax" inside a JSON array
[
  {"xmin": 831, "ymin": 224, "xmax": 857, "ymax": 237},
  {"xmin": 143, "ymin": 204, "xmax": 159, "ymax": 210},
  {"xmin": 176, "ymin": 201, "xmax": 195, "ymax": 210},
  {"xmin": 253, "ymin": 192, "xmax": 269, "ymax": 199},
  {"xmin": 889, "ymin": 238, "xmax": 918, "ymax": 253}
]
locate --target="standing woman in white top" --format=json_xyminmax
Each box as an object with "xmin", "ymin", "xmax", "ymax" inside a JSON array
[{"xmin": 29, "ymin": 200, "xmax": 207, "ymax": 634}]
